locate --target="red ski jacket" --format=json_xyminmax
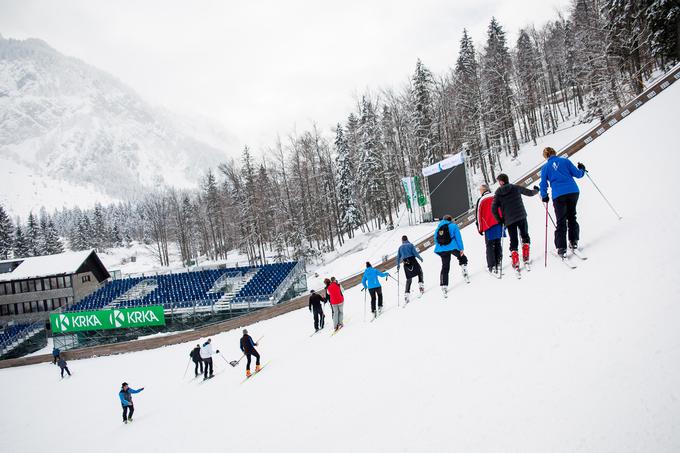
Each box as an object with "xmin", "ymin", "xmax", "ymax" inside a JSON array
[
  {"xmin": 475, "ymin": 191, "xmax": 502, "ymax": 234},
  {"xmin": 326, "ymin": 282, "xmax": 344, "ymax": 305}
]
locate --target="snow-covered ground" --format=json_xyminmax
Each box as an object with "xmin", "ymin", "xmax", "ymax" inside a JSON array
[{"xmin": 1, "ymin": 81, "xmax": 678, "ymax": 453}]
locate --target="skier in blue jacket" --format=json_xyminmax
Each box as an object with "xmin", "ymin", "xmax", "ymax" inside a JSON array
[
  {"xmin": 362, "ymin": 262, "xmax": 389, "ymax": 316},
  {"xmin": 539, "ymin": 147, "xmax": 587, "ymax": 257},
  {"xmin": 118, "ymin": 382, "xmax": 144, "ymax": 424},
  {"xmin": 396, "ymin": 235, "xmax": 424, "ymax": 303},
  {"xmin": 433, "ymin": 215, "xmax": 468, "ymax": 295}
]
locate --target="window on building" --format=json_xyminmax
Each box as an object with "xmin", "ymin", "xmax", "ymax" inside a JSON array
[
  {"xmin": 50, "ymin": 277, "xmax": 57, "ymax": 289},
  {"xmin": 65, "ymin": 276, "xmax": 72, "ymax": 288},
  {"xmin": 20, "ymin": 281, "xmax": 29, "ymax": 293},
  {"xmin": 81, "ymin": 275, "xmax": 91, "ymax": 283},
  {"xmin": 43, "ymin": 300, "xmax": 49, "ymax": 311},
  {"xmin": 35, "ymin": 279, "xmax": 42, "ymax": 292},
  {"xmin": 10, "ymin": 304, "xmax": 16, "ymax": 315},
  {"xmin": 0, "ymin": 285, "xmax": 4, "ymax": 296},
  {"xmin": 28, "ymin": 280, "xmax": 36, "ymax": 292},
  {"xmin": 1, "ymin": 305, "xmax": 8, "ymax": 316},
  {"xmin": 43, "ymin": 278, "xmax": 51, "ymax": 290}
]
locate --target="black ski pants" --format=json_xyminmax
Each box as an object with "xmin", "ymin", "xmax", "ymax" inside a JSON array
[
  {"xmin": 368, "ymin": 287, "xmax": 383, "ymax": 313},
  {"xmin": 193, "ymin": 359, "xmax": 203, "ymax": 375},
  {"xmin": 203, "ymin": 357, "xmax": 213, "ymax": 378},
  {"xmin": 246, "ymin": 350, "xmax": 260, "ymax": 370},
  {"xmin": 60, "ymin": 366, "xmax": 71, "ymax": 378},
  {"xmin": 485, "ymin": 238, "xmax": 502, "ymax": 270},
  {"xmin": 506, "ymin": 219, "xmax": 530, "ymax": 252},
  {"xmin": 437, "ymin": 250, "xmax": 468, "ymax": 286},
  {"xmin": 122, "ymin": 404, "xmax": 134, "ymax": 421},
  {"xmin": 553, "ymin": 192, "xmax": 580, "ymax": 251},
  {"xmin": 313, "ymin": 308, "xmax": 325, "ymax": 330},
  {"xmin": 404, "ymin": 270, "xmax": 423, "ymax": 293}
]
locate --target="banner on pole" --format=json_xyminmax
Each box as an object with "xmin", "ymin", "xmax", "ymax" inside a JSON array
[
  {"xmin": 414, "ymin": 176, "xmax": 427, "ymax": 207},
  {"xmin": 50, "ymin": 306, "xmax": 166, "ymax": 333},
  {"xmin": 401, "ymin": 177, "xmax": 413, "ymax": 211}
]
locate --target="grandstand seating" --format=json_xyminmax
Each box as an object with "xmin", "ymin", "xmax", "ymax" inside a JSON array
[
  {"xmin": 0, "ymin": 322, "xmax": 43, "ymax": 356},
  {"xmin": 68, "ymin": 262, "xmax": 299, "ymax": 312}
]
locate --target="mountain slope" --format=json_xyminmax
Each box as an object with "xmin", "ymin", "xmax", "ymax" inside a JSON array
[
  {"xmin": 0, "ymin": 34, "xmax": 235, "ymax": 216},
  {"xmin": 0, "ymin": 75, "xmax": 679, "ymax": 452}
]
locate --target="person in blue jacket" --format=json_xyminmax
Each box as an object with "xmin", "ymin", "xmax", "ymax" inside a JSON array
[
  {"xmin": 118, "ymin": 382, "xmax": 144, "ymax": 424},
  {"xmin": 52, "ymin": 347, "xmax": 60, "ymax": 365},
  {"xmin": 539, "ymin": 147, "xmax": 587, "ymax": 257},
  {"xmin": 396, "ymin": 235, "xmax": 424, "ymax": 303},
  {"xmin": 362, "ymin": 262, "xmax": 389, "ymax": 316},
  {"xmin": 434, "ymin": 214, "xmax": 468, "ymax": 295}
]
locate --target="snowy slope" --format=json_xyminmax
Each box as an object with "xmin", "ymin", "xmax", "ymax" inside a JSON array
[
  {"xmin": 1, "ymin": 82, "xmax": 679, "ymax": 453},
  {"xmin": 0, "ymin": 35, "xmax": 236, "ymax": 217}
]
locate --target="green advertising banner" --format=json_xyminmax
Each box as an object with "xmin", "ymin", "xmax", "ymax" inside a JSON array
[
  {"xmin": 50, "ymin": 306, "xmax": 166, "ymax": 333},
  {"xmin": 401, "ymin": 177, "xmax": 413, "ymax": 211},
  {"xmin": 414, "ymin": 176, "xmax": 427, "ymax": 207}
]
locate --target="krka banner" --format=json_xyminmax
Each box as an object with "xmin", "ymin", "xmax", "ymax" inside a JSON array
[
  {"xmin": 50, "ymin": 306, "xmax": 166, "ymax": 333},
  {"xmin": 402, "ymin": 176, "xmax": 428, "ymax": 212}
]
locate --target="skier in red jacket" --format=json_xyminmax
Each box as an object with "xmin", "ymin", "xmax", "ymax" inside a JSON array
[
  {"xmin": 475, "ymin": 183, "xmax": 504, "ymax": 276},
  {"xmin": 324, "ymin": 277, "xmax": 345, "ymax": 331}
]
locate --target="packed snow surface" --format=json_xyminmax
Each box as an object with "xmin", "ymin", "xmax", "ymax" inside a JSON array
[{"xmin": 1, "ymin": 83, "xmax": 679, "ymax": 453}]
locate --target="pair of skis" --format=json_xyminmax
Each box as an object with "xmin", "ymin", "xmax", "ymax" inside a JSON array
[{"xmin": 554, "ymin": 248, "xmax": 588, "ymax": 269}]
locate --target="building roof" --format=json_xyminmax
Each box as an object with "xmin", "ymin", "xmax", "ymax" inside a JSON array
[{"xmin": 0, "ymin": 250, "xmax": 109, "ymax": 283}]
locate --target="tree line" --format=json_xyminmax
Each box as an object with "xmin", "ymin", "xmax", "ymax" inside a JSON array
[{"xmin": 2, "ymin": 0, "xmax": 678, "ymax": 266}]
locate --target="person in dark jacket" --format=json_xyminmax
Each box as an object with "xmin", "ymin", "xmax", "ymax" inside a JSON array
[
  {"xmin": 539, "ymin": 147, "xmax": 587, "ymax": 257},
  {"xmin": 308, "ymin": 289, "xmax": 326, "ymax": 331},
  {"xmin": 396, "ymin": 235, "xmax": 424, "ymax": 303},
  {"xmin": 57, "ymin": 355, "xmax": 71, "ymax": 378},
  {"xmin": 491, "ymin": 173, "xmax": 539, "ymax": 270},
  {"xmin": 240, "ymin": 329, "xmax": 261, "ymax": 377},
  {"xmin": 189, "ymin": 344, "xmax": 203, "ymax": 376},
  {"xmin": 52, "ymin": 347, "xmax": 60, "ymax": 365},
  {"xmin": 475, "ymin": 183, "xmax": 504, "ymax": 275},
  {"xmin": 118, "ymin": 382, "xmax": 144, "ymax": 424}
]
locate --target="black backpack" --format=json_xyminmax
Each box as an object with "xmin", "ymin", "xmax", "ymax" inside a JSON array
[{"xmin": 437, "ymin": 223, "xmax": 452, "ymax": 245}]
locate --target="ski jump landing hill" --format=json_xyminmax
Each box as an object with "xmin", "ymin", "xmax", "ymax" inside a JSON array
[
  {"xmin": 0, "ymin": 69, "xmax": 679, "ymax": 452},
  {"xmin": 0, "ymin": 63, "xmax": 679, "ymax": 370}
]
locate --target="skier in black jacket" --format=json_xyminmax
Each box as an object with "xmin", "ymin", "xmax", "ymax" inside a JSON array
[
  {"xmin": 189, "ymin": 344, "xmax": 203, "ymax": 376},
  {"xmin": 240, "ymin": 329, "xmax": 261, "ymax": 377},
  {"xmin": 308, "ymin": 289, "xmax": 325, "ymax": 331},
  {"xmin": 491, "ymin": 173, "xmax": 539, "ymax": 271}
]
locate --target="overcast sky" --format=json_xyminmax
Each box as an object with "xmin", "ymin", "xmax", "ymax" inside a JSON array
[{"xmin": 0, "ymin": 0, "xmax": 571, "ymax": 154}]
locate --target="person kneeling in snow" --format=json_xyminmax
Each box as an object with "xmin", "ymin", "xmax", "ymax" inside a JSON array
[{"xmin": 119, "ymin": 382, "xmax": 144, "ymax": 424}]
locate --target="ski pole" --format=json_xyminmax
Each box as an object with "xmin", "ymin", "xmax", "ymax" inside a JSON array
[
  {"xmin": 182, "ymin": 358, "xmax": 191, "ymax": 379},
  {"xmin": 538, "ymin": 197, "xmax": 556, "ymax": 228},
  {"xmin": 544, "ymin": 202, "xmax": 549, "ymax": 268},
  {"xmin": 397, "ymin": 270, "xmax": 400, "ymax": 309},
  {"xmin": 586, "ymin": 172, "xmax": 622, "ymax": 220},
  {"xmin": 363, "ymin": 288, "xmax": 367, "ymax": 322},
  {"xmin": 499, "ymin": 227, "xmax": 504, "ymax": 279}
]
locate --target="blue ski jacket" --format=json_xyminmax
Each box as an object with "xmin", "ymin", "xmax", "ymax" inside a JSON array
[
  {"xmin": 362, "ymin": 267, "xmax": 389, "ymax": 289},
  {"xmin": 484, "ymin": 224, "xmax": 505, "ymax": 241},
  {"xmin": 396, "ymin": 242, "xmax": 423, "ymax": 267},
  {"xmin": 539, "ymin": 156, "xmax": 585, "ymax": 200},
  {"xmin": 119, "ymin": 388, "xmax": 142, "ymax": 407},
  {"xmin": 433, "ymin": 220, "xmax": 464, "ymax": 253}
]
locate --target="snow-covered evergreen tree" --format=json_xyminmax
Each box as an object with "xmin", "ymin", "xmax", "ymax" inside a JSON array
[
  {"xmin": 0, "ymin": 205, "xmax": 13, "ymax": 259},
  {"xmin": 411, "ymin": 59, "xmax": 437, "ymax": 167},
  {"xmin": 646, "ymin": 0, "xmax": 680, "ymax": 63},
  {"xmin": 358, "ymin": 97, "xmax": 389, "ymax": 228},
  {"xmin": 334, "ymin": 125, "xmax": 362, "ymax": 237},
  {"xmin": 13, "ymin": 224, "xmax": 29, "ymax": 258},
  {"xmin": 25, "ymin": 212, "xmax": 40, "ymax": 256},
  {"xmin": 43, "ymin": 220, "xmax": 64, "ymax": 255}
]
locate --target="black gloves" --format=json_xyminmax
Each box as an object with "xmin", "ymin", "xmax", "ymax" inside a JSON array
[
  {"xmin": 542, "ymin": 196, "xmax": 549, "ymax": 203},
  {"xmin": 577, "ymin": 162, "xmax": 586, "ymax": 172},
  {"xmin": 533, "ymin": 185, "xmax": 540, "ymax": 192},
  {"xmin": 216, "ymin": 350, "xmax": 220, "ymax": 354}
]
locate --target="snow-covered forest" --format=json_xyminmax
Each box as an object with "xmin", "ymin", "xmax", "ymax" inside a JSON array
[{"xmin": 1, "ymin": 0, "xmax": 678, "ymax": 266}]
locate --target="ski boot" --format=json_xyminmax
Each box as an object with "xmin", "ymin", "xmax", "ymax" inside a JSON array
[
  {"xmin": 419, "ymin": 282, "xmax": 425, "ymax": 296},
  {"xmin": 404, "ymin": 293, "xmax": 411, "ymax": 305},
  {"xmin": 123, "ymin": 419, "xmax": 128, "ymax": 424},
  {"xmin": 378, "ymin": 306, "xmax": 383, "ymax": 315},
  {"xmin": 557, "ymin": 248, "xmax": 567, "ymax": 259},
  {"xmin": 522, "ymin": 243, "xmax": 530, "ymax": 263},
  {"xmin": 569, "ymin": 241, "xmax": 578, "ymax": 251},
  {"xmin": 246, "ymin": 369, "xmax": 252, "ymax": 378},
  {"xmin": 511, "ymin": 251, "xmax": 520, "ymax": 269},
  {"xmin": 461, "ymin": 264, "xmax": 470, "ymax": 283},
  {"xmin": 255, "ymin": 364, "xmax": 262, "ymax": 373},
  {"xmin": 441, "ymin": 286, "xmax": 448, "ymax": 298}
]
